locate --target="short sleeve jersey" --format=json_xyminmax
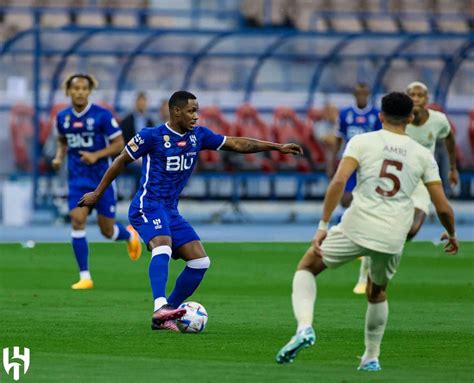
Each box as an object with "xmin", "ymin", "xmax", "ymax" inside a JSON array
[
  {"xmin": 56, "ymin": 103, "xmax": 122, "ymax": 189},
  {"xmin": 340, "ymin": 130, "xmax": 441, "ymax": 254},
  {"xmin": 338, "ymin": 104, "xmax": 382, "ymax": 143},
  {"xmin": 126, "ymin": 123, "xmax": 225, "ymax": 212},
  {"xmin": 405, "ymin": 109, "xmax": 451, "ymax": 154}
]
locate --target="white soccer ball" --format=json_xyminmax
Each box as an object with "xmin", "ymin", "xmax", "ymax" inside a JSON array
[{"xmin": 176, "ymin": 301, "xmax": 208, "ymax": 333}]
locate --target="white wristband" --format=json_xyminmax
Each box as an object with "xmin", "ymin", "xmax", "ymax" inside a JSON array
[{"xmin": 318, "ymin": 221, "xmax": 329, "ymax": 231}]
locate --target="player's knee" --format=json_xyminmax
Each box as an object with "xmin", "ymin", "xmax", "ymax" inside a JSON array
[
  {"xmin": 366, "ymin": 283, "xmax": 386, "ymax": 303},
  {"xmin": 186, "ymin": 256, "xmax": 210, "ymax": 270},
  {"xmin": 71, "ymin": 217, "xmax": 86, "ymax": 230}
]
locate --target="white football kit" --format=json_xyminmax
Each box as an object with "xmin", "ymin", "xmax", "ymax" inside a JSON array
[
  {"xmin": 405, "ymin": 109, "xmax": 451, "ymax": 214},
  {"xmin": 321, "ymin": 129, "xmax": 441, "ymax": 285}
]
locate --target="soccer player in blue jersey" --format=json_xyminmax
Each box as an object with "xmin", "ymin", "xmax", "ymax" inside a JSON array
[
  {"xmin": 336, "ymin": 83, "xmax": 382, "ymax": 294},
  {"xmin": 78, "ymin": 90, "xmax": 303, "ymax": 331},
  {"xmin": 52, "ymin": 74, "xmax": 142, "ymax": 290}
]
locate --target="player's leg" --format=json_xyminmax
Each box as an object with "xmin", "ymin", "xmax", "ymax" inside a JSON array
[
  {"xmin": 166, "ymin": 215, "xmax": 208, "ymax": 308},
  {"xmin": 277, "ymin": 226, "xmax": 361, "ymax": 364},
  {"xmin": 128, "ymin": 206, "xmax": 185, "ymax": 330},
  {"xmin": 406, "ymin": 208, "xmax": 426, "ymax": 240},
  {"xmin": 147, "ymin": 235, "xmax": 186, "ymax": 331},
  {"xmin": 353, "ymin": 256, "xmax": 369, "ymax": 294},
  {"xmin": 358, "ymin": 251, "xmax": 401, "ymax": 371},
  {"xmin": 69, "ymin": 206, "xmax": 93, "ymax": 289},
  {"xmin": 96, "ymin": 186, "xmax": 142, "ymax": 260},
  {"xmin": 358, "ymin": 277, "xmax": 387, "ymax": 372}
]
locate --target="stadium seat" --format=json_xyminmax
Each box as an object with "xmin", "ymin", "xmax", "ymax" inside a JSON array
[
  {"xmin": 198, "ymin": 106, "xmax": 233, "ymax": 171},
  {"xmin": 270, "ymin": 107, "xmax": 311, "ymax": 172},
  {"xmin": 304, "ymin": 108, "xmax": 327, "ymax": 166},
  {"xmin": 234, "ymin": 104, "xmax": 273, "ymax": 172},
  {"xmin": 468, "ymin": 109, "xmax": 474, "ymax": 165}
]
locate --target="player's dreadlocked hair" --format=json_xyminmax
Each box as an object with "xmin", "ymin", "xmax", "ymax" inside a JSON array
[
  {"xmin": 63, "ymin": 73, "xmax": 98, "ymax": 96},
  {"xmin": 381, "ymin": 92, "xmax": 413, "ymax": 125}
]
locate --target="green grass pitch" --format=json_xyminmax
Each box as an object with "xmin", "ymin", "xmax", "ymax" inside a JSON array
[{"xmin": 0, "ymin": 241, "xmax": 473, "ymax": 382}]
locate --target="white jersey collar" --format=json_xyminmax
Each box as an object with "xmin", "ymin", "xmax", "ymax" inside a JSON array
[
  {"xmin": 165, "ymin": 122, "xmax": 185, "ymax": 137},
  {"xmin": 72, "ymin": 102, "xmax": 92, "ymax": 118}
]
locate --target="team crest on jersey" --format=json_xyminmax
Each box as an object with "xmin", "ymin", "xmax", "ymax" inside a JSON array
[
  {"xmin": 86, "ymin": 118, "xmax": 95, "ymax": 131},
  {"xmin": 346, "ymin": 112, "xmax": 354, "ymax": 124},
  {"xmin": 63, "ymin": 115, "xmax": 71, "ymax": 129},
  {"xmin": 164, "ymin": 135, "xmax": 171, "ymax": 148},
  {"xmin": 190, "ymin": 134, "xmax": 197, "ymax": 147}
]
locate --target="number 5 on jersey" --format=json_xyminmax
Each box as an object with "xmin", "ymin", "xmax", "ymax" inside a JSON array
[{"xmin": 376, "ymin": 159, "xmax": 403, "ymax": 197}]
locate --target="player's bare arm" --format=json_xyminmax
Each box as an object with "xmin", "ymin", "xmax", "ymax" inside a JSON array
[
  {"xmin": 444, "ymin": 131, "xmax": 459, "ymax": 187},
  {"xmin": 52, "ymin": 134, "xmax": 68, "ymax": 171},
  {"xmin": 78, "ymin": 149, "xmax": 133, "ymax": 207},
  {"xmin": 425, "ymin": 182, "xmax": 458, "ymax": 254},
  {"xmin": 312, "ymin": 157, "xmax": 358, "ymax": 254},
  {"xmin": 222, "ymin": 137, "xmax": 303, "ymax": 155},
  {"xmin": 79, "ymin": 135, "xmax": 125, "ymax": 165}
]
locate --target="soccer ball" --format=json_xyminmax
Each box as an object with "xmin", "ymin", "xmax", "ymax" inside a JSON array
[{"xmin": 176, "ymin": 301, "xmax": 208, "ymax": 333}]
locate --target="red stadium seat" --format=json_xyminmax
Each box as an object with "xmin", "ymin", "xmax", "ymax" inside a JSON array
[
  {"xmin": 198, "ymin": 106, "xmax": 232, "ymax": 170},
  {"xmin": 234, "ymin": 104, "xmax": 273, "ymax": 172},
  {"xmin": 305, "ymin": 108, "xmax": 328, "ymax": 166},
  {"xmin": 469, "ymin": 109, "xmax": 474, "ymax": 165},
  {"xmin": 10, "ymin": 104, "xmax": 50, "ymax": 172}
]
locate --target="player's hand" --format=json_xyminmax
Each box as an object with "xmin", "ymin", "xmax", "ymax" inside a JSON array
[
  {"xmin": 279, "ymin": 143, "xmax": 304, "ymax": 155},
  {"xmin": 78, "ymin": 191, "xmax": 100, "ymax": 208},
  {"xmin": 311, "ymin": 229, "xmax": 327, "ymax": 257},
  {"xmin": 448, "ymin": 168, "xmax": 459, "ymax": 188},
  {"xmin": 79, "ymin": 151, "xmax": 99, "ymax": 165},
  {"xmin": 51, "ymin": 157, "xmax": 62, "ymax": 171},
  {"xmin": 440, "ymin": 232, "xmax": 459, "ymax": 255}
]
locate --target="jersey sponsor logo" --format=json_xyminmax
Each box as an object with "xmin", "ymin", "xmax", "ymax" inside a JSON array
[
  {"xmin": 177, "ymin": 141, "xmax": 187, "ymax": 147},
  {"xmin": 65, "ymin": 132, "xmax": 94, "ymax": 148},
  {"xmin": 166, "ymin": 155, "xmax": 194, "ymax": 171},
  {"xmin": 356, "ymin": 116, "xmax": 366, "ymax": 123},
  {"xmin": 164, "ymin": 135, "xmax": 171, "ymax": 148},
  {"xmin": 73, "ymin": 121, "xmax": 84, "ymax": 129}
]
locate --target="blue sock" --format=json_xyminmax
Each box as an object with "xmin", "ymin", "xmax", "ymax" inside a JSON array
[
  {"xmin": 71, "ymin": 230, "xmax": 88, "ymax": 272},
  {"xmin": 149, "ymin": 247, "xmax": 171, "ymax": 300},
  {"xmin": 113, "ymin": 223, "xmax": 131, "ymax": 241},
  {"xmin": 168, "ymin": 258, "xmax": 210, "ymax": 308}
]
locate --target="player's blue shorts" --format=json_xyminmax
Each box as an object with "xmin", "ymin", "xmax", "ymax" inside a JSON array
[
  {"xmin": 344, "ymin": 171, "xmax": 357, "ymax": 193},
  {"xmin": 128, "ymin": 204, "xmax": 200, "ymax": 256},
  {"xmin": 68, "ymin": 184, "xmax": 116, "ymax": 218}
]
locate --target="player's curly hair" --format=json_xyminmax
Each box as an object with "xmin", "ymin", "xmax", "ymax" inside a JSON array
[{"xmin": 63, "ymin": 73, "xmax": 98, "ymax": 95}]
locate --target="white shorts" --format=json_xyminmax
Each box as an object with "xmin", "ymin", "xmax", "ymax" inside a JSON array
[
  {"xmin": 320, "ymin": 226, "xmax": 402, "ymax": 286},
  {"xmin": 411, "ymin": 181, "xmax": 431, "ymax": 215}
]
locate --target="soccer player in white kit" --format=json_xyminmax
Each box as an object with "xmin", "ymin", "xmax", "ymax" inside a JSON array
[
  {"xmin": 276, "ymin": 92, "xmax": 459, "ymax": 371},
  {"xmin": 405, "ymin": 81, "xmax": 459, "ymax": 239}
]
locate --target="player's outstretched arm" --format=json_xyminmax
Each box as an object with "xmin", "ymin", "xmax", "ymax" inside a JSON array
[
  {"xmin": 221, "ymin": 137, "xmax": 303, "ymax": 155},
  {"xmin": 78, "ymin": 149, "xmax": 133, "ymax": 207},
  {"xmin": 52, "ymin": 135, "xmax": 68, "ymax": 171},
  {"xmin": 444, "ymin": 131, "xmax": 459, "ymax": 187},
  {"xmin": 426, "ymin": 182, "xmax": 458, "ymax": 254}
]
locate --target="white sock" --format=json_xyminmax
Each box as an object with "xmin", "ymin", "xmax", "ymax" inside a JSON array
[
  {"xmin": 79, "ymin": 270, "xmax": 91, "ymax": 280},
  {"xmin": 362, "ymin": 301, "xmax": 388, "ymax": 363},
  {"xmin": 154, "ymin": 297, "xmax": 168, "ymax": 312},
  {"xmin": 292, "ymin": 270, "xmax": 316, "ymax": 332},
  {"xmin": 358, "ymin": 256, "xmax": 369, "ymax": 283}
]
